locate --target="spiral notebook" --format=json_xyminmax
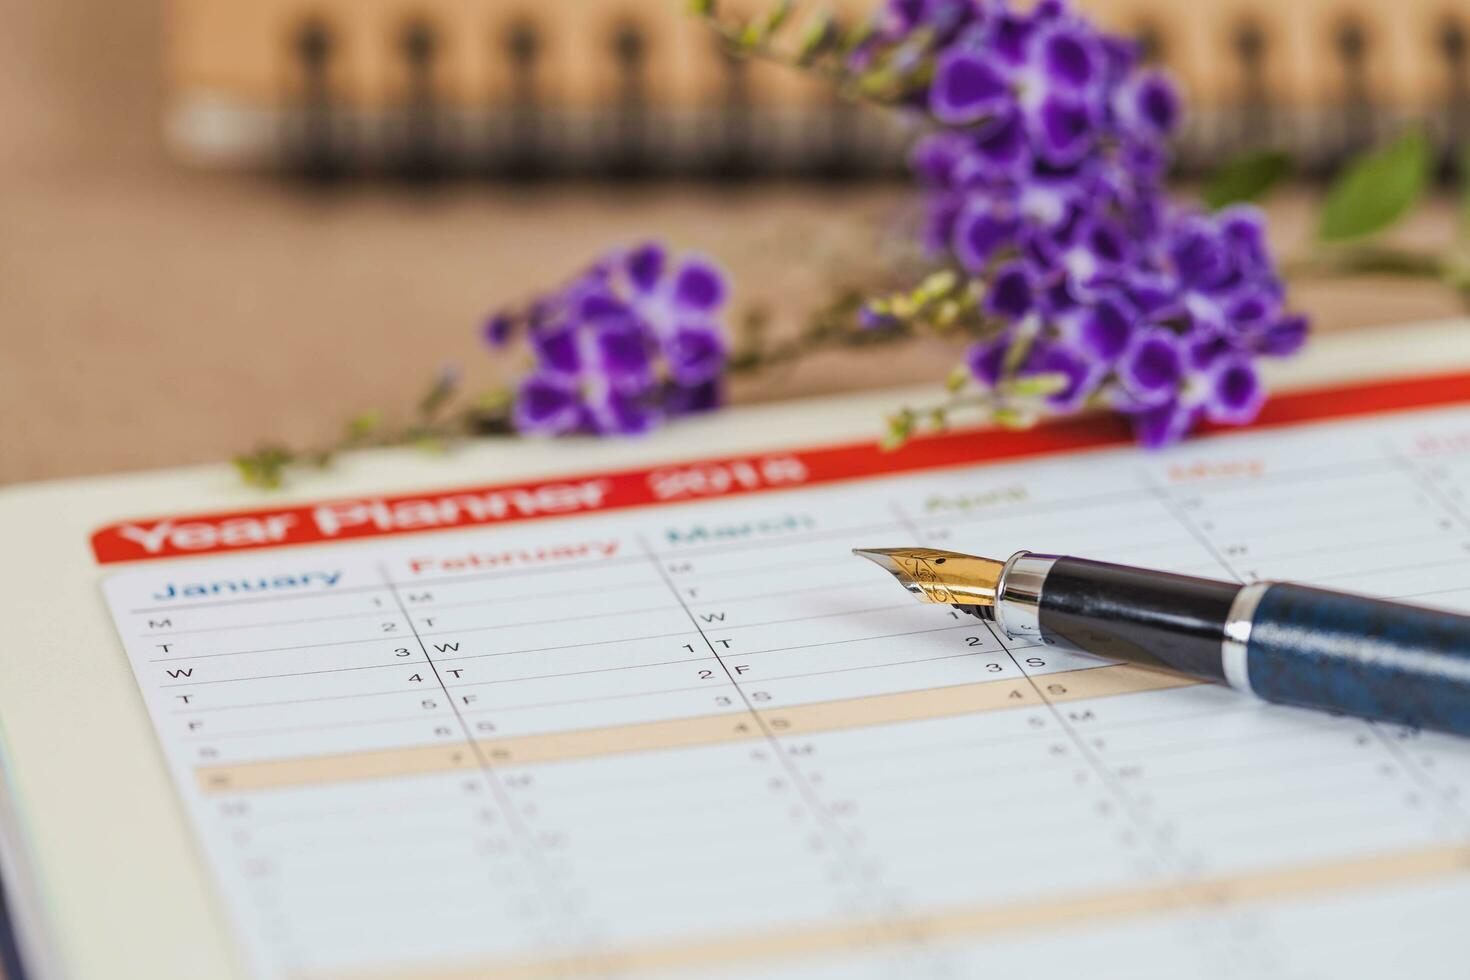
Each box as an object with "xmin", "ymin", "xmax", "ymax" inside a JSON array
[{"xmin": 3, "ymin": 320, "xmax": 1470, "ymax": 980}]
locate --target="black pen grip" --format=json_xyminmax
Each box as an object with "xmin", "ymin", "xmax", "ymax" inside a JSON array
[{"xmin": 1036, "ymin": 557, "xmax": 1242, "ymax": 681}]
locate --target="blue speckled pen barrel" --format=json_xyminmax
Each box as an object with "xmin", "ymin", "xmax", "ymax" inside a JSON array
[{"xmin": 984, "ymin": 552, "xmax": 1470, "ymax": 737}]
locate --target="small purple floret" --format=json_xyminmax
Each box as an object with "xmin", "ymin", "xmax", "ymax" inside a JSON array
[
  {"xmin": 514, "ymin": 374, "xmax": 582, "ymax": 435},
  {"xmin": 626, "ymin": 242, "xmax": 666, "ymax": 293},
  {"xmin": 986, "ymin": 262, "xmax": 1035, "ymax": 321},
  {"xmin": 673, "ymin": 259, "xmax": 727, "ymax": 313},
  {"xmin": 1207, "ymin": 358, "xmax": 1264, "ymax": 424},
  {"xmin": 931, "ymin": 49, "xmax": 1011, "ymax": 125},
  {"xmin": 492, "ymin": 242, "xmax": 732, "ymax": 438},
  {"xmin": 482, "ymin": 313, "xmax": 514, "ymax": 348},
  {"xmin": 1032, "ymin": 94, "xmax": 1095, "ymax": 165},
  {"xmin": 1120, "ymin": 329, "xmax": 1184, "ymax": 404},
  {"xmin": 1034, "ymin": 23, "xmax": 1102, "ymax": 95}
]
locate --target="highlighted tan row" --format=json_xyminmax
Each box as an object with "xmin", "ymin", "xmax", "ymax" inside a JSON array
[
  {"xmin": 319, "ymin": 843, "xmax": 1470, "ymax": 980},
  {"xmin": 196, "ymin": 663, "xmax": 1197, "ymax": 794}
]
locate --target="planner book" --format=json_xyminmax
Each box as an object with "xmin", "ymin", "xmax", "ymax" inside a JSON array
[{"xmin": 2, "ymin": 320, "xmax": 1470, "ymax": 980}]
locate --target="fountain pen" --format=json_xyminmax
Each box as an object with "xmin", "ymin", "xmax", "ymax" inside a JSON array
[{"xmin": 854, "ymin": 548, "xmax": 1470, "ymax": 737}]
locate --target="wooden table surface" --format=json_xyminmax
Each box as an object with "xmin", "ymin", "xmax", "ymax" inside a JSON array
[
  {"xmin": 2, "ymin": 169, "xmax": 1465, "ymax": 487},
  {"xmin": 3, "ymin": 0, "xmax": 1467, "ymax": 488}
]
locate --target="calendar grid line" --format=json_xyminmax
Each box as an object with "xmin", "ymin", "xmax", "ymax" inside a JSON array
[
  {"xmin": 127, "ymin": 583, "xmax": 397, "ymax": 614},
  {"xmin": 183, "ymin": 663, "xmax": 1201, "ymax": 791},
  {"xmin": 169, "ymin": 686, "xmax": 442, "ymax": 714},
  {"xmin": 222, "ymin": 795, "xmax": 498, "ymax": 828},
  {"xmin": 1138, "ymin": 471, "xmax": 1244, "ymax": 585},
  {"xmin": 1024, "ymin": 698, "xmax": 1264, "ymax": 735},
  {"xmin": 1307, "ymin": 555, "xmax": 1470, "ymax": 586},
  {"xmin": 1115, "ymin": 473, "xmax": 1454, "ymax": 874},
  {"xmin": 1144, "ymin": 753, "xmax": 1409, "ymax": 800},
  {"xmin": 1345, "ymin": 440, "xmax": 1470, "ymax": 834},
  {"xmin": 1393, "ymin": 450, "xmax": 1470, "ymax": 533},
  {"xmin": 146, "ymin": 632, "xmax": 401, "ymax": 662},
  {"xmin": 142, "ymin": 607, "xmax": 414, "ymax": 637},
  {"xmin": 683, "ymin": 603, "xmax": 919, "ymax": 632},
  {"xmin": 440, "ymin": 656, "xmax": 715, "ymax": 690},
  {"xmin": 890, "ymin": 495, "xmax": 1174, "ymax": 877},
  {"xmin": 1082, "ymin": 717, "xmax": 1345, "ymax": 761},
  {"xmin": 152, "ymin": 627, "xmax": 698, "ymax": 665},
  {"xmin": 991, "ymin": 626, "xmax": 1181, "ymax": 874},
  {"xmin": 413, "ymin": 603, "xmax": 685, "ymax": 636},
  {"xmin": 748, "ymin": 650, "xmax": 1001, "ymax": 684},
  {"xmin": 1392, "ymin": 585, "xmax": 1470, "ymax": 601},
  {"xmin": 1238, "ymin": 528, "xmax": 1449, "ymax": 566},
  {"xmin": 183, "ymin": 714, "xmax": 458, "ymax": 741},
  {"xmin": 388, "ymin": 577, "xmax": 668, "ymax": 611},
  {"xmin": 162, "ymin": 660, "xmax": 437, "ymax": 686},
  {"xmin": 680, "ymin": 577, "xmax": 890, "ymax": 605},
  {"xmin": 635, "ymin": 532, "xmax": 891, "ymax": 903},
  {"xmin": 99, "ymin": 391, "xmax": 1470, "ymax": 980},
  {"xmin": 425, "ymin": 630, "xmax": 696, "ymax": 662},
  {"xmin": 457, "ymin": 683, "xmax": 733, "ymax": 715},
  {"xmin": 296, "ymin": 843, "xmax": 1470, "ymax": 980},
  {"xmin": 1365, "ymin": 723, "xmax": 1470, "ymax": 834},
  {"xmin": 375, "ymin": 562, "xmax": 576, "ymax": 939},
  {"xmin": 470, "ymin": 655, "xmax": 1111, "ymax": 725},
  {"xmin": 661, "ymin": 554, "xmax": 864, "ymax": 582},
  {"xmin": 432, "ymin": 623, "xmax": 986, "ymax": 669},
  {"xmin": 1189, "ymin": 503, "xmax": 1425, "ymax": 541},
  {"xmin": 142, "ymin": 589, "xmax": 682, "ymax": 638},
  {"xmin": 700, "ymin": 623, "xmax": 979, "ymax": 658}
]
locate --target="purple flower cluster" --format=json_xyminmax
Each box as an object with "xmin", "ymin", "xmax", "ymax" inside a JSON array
[
  {"xmin": 477, "ymin": 0, "xmax": 1308, "ymax": 449},
  {"xmin": 484, "ymin": 244, "xmax": 729, "ymax": 436},
  {"xmin": 874, "ymin": 0, "xmax": 1307, "ymax": 446}
]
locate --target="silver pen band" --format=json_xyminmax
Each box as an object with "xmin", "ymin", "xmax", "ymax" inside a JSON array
[
  {"xmin": 993, "ymin": 551, "xmax": 1059, "ymax": 640},
  {"xmin": 1221, "ymin": 582, "xmax": 1269, "ymax": 693}
]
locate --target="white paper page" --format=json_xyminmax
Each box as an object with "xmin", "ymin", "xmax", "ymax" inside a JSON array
[{"xmin": 99, "ymin": 394, "xmax": 1470, "ymax": 980}]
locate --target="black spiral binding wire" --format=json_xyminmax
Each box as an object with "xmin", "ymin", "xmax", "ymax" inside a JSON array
[
  {"xmin": 275, "ymin": 10, "xmax": 1470, "ymax": 185},
  {"xmin": 393, "ymin": 17, "xmax": 445, "ymax": 182}
]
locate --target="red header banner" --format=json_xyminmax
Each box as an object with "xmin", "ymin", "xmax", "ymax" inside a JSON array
[{"xmin": 92, "ymin": 370, "xmax": 1470, "ymax": 564}]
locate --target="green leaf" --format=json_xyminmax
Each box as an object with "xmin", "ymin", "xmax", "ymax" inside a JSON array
[
  {"xmin": 1202, "ymin": 149, "xmax": 1293, "ymax": 211},
  {"xmin": 1319, "ymin": 130, "xmax": 1432, "ymax": 243}
]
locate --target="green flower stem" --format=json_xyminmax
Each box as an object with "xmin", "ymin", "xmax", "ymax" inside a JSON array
[
  {"xmin": 1285, "ymin": 244, "xmax": 1470, "ymax": 306},
  {"xmin": 726, "ymin": 290, "xmax": 912, "ymax": 375},
  {"xmin": 235, "ymin": 293, "xmax": 899, "ymax": 488},
  {"xmin": 234, "ymin": 373, "xmax": 514, "ymax": 489},
  {"xmin": 688, "ymin": 1, "xmax": 931, "ymax": 107},
  {"xmin": 1287, "ymin": 245, "xmax": 1450, "ymax": 281}
]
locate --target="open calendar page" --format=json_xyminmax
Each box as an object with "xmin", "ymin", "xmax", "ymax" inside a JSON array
[{"xmin": 1, "ymin": 321, "xmax": 1469, "ymax": 980}]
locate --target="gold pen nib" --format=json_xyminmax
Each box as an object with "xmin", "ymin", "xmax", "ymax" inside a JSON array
[{"xmin": 851, "ymin": 548, "xmax": 1005, "ymax": 607}]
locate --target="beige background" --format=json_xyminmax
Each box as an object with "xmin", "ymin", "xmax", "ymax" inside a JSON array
[{"xmin": 2, "ymin": 0, "xmax": 1466, "ymax": 488}]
